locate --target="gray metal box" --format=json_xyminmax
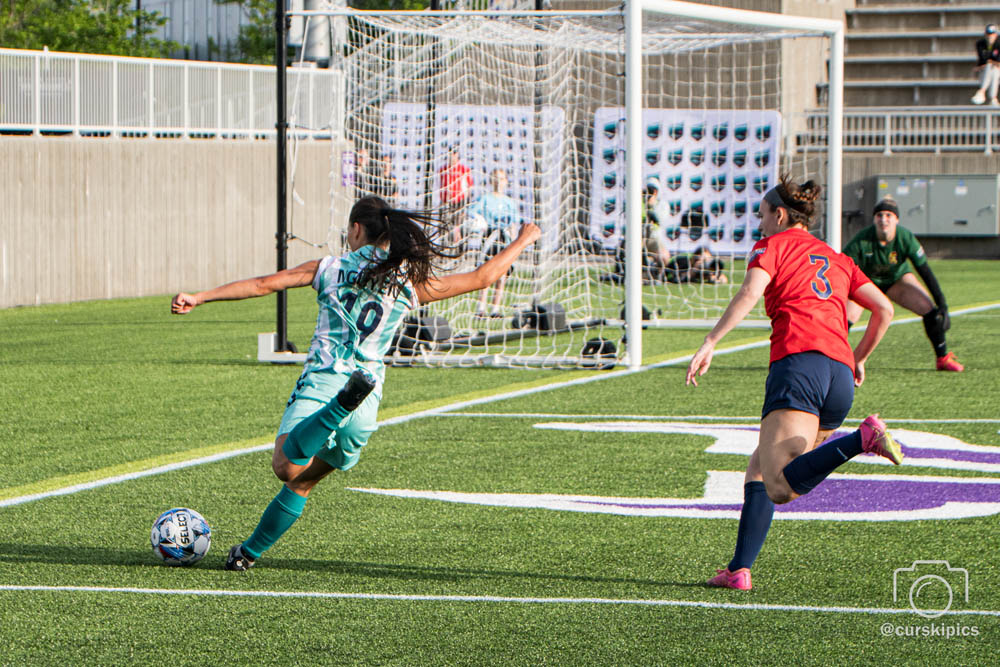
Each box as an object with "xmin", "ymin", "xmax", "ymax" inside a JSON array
[
  {"xmin": 874, "ymin": 174, "xmax": 999, "ymax": 237},
  {"xmin": 927, "ymin": 176, "xmax": 999, "ymax": 237},
  {"xmin": 874, "ymin": 176, "xmax": 931, "ymax": 234}
]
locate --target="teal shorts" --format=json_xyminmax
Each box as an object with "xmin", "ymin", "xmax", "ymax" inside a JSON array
[{"xmin": 277, "ymin": 370, "xmax": 381, "ymax": 471}]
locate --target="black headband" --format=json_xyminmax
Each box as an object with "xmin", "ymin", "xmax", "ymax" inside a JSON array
[{"xmin": 763, "ymin": 186, "xmax": 792, "ymax": 211}]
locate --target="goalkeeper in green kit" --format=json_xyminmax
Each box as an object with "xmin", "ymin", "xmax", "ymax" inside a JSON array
[{"xmin": 843, "ymin": 197, "xmax": 963, "ymax": 372}]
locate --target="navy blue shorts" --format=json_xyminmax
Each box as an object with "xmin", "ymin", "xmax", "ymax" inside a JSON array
[{"xmin": 762, "ymin": 351, "xmax": 855, "ymax": 430}]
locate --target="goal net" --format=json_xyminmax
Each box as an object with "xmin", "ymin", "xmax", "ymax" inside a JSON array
[{"xmin": 288, "ymin": 0, "xmax": 842, "ymax": 369}]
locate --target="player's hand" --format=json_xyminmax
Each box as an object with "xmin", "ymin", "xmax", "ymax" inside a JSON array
[
  {"xmin": 517, "ymin": 223, "xmax": 542, "ymax": 245},
  {"xmin": 171, "ymin": 292, "xmax": 200, "ymax": 314},
  {"xmin": 854, "ymin": 360, "xmax": 866, "ymax": 387},
  {"xmin": 686, "ymin": 340, "xmax": 716, "ymax": 386}
]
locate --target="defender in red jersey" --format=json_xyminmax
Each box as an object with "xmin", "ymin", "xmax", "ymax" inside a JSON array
[{"xmin": 686, "ymin": 175, "xmax": 899, "ymax": 591}]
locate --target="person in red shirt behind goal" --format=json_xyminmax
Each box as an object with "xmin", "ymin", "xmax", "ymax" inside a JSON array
[
  {"xmin": 437, "ymin": 145, "xmax": 474, "ymax": 237},
  {"xmin": 685, "ymin": 174, "xmax": 900, "ymax": 591}
]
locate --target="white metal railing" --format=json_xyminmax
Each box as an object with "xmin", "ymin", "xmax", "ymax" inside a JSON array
[
  {"xmin": 0, "ymin": 48, "xmax": 343, "ymax": 139},
  {"xmin": 798, "ymin": 107, "xmax": 1000, "ymax": 155}
]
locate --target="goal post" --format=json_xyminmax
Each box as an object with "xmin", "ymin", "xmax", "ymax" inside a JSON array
[
  {"xmin": 621, "ymin": 0, "xmax": 844, "ymax": 368},
  {"xmin": 274, "ymin": 0, "xmax": 844, "ymax": 370}
]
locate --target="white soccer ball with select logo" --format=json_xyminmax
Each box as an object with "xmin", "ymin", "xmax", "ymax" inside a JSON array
[{"xmin": 150, "ymin": 507, "xmax": 212, "ymax": 566}]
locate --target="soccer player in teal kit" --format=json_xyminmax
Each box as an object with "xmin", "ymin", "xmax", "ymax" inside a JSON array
[{"xmin": 172, "ymin": 196, "xmax": 540, "ymax": 570}]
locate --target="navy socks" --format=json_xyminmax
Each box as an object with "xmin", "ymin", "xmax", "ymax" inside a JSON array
[
  {"xmin": 727, "ymin": 481, "xmax": 775, "ymax": 572},
  {"xmin": 781, "ymin": 430, "xmax": 864, "ymax": 496}
]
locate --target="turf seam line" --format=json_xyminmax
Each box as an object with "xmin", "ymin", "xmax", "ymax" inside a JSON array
[{"xmin": 1, "ymin": 584, "xmax": 998, "ymax": 616}]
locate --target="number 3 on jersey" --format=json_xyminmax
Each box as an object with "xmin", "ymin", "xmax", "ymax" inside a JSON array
[
  {"xmin": 808, "ymin": 254, "xmax": 832, "ymax": 299},
  {"xmin": 340, "ymin": 291, "xmax": 384, "ymax": 342}
]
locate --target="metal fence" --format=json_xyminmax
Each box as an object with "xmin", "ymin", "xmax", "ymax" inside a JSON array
[
  {"xmin": 798, "ymin": 107, "xmax": 1000, "ymax": 155},
  {"xmin": 0, "ymin": 48, "xmax": 343, "ymax": 139}
]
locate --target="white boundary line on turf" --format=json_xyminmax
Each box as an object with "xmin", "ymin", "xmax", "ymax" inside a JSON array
[
  {"xmin": 438, "ymin": 413, "xmax": 1000, "ymax": 424},
  {"xmin": 0, "ymin": 444, "xmax": 274, "ymax": 508},
  {"xmin": 4, "ymin": 302, "xmax": 997, "ymax": 509},
  {"xmin": 1, "ymin": 584, "xmax": 998, "ymax": 617}
]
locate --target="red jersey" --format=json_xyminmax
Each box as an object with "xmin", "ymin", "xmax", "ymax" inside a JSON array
[
  {"xmin": 746, "ymin": 228, "xmax": 871, "ymax": 373},
  {"xmin": 438, "ymin": 161, "xmax": 473, "ymax": 206}
]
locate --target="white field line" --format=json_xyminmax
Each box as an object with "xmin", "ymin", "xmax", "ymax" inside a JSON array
[
  {"xmin": 0, "ymin": 444, "xmax": 274, "ymax": 508},
  {"xmin": 438, "ymin": 413, "xmax": 1000, "ymax": 424},
  {"xmin": 3, "ymin": 302, "xmax": 997, "ymax": 509},
  {"xmin": 1, "ymin": 584, "xmax": 997, "ymax": 617}
]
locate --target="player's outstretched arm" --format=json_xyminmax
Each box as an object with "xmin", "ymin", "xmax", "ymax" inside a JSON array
[
  {"xmin": 415, "ymin": 223, "xmax": 541, "ymax": 304},
  {"xmin": 686, "ymin": 267, "xmax": 769, "ymax": 386},
  {"xmin": 171, "ymin": 260, "xmax": 321, "ymax": 314},
  {"xmin": 849, "ymin": 281, "xmax": 894, "ymax": 386}
]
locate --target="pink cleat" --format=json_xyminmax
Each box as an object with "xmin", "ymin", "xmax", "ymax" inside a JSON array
[
  {"xmin": 859, "ymin": 414, "xmax": 903, "ymax": 465},
  {"xmin": 936, "ymin": 352, "xmax": 964, "ymax": 372},
  {"xmin": 707, "ymin": 568, "xmax": 752, "ymax": 590}
]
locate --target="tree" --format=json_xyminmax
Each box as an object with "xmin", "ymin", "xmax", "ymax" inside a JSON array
[
  {"xmin": 0, "ymin": 0, "xmax": 177, "ymax": 57},
  {"xmin": 216, "ymin": 0, "xmax": 429, "ymax": 65}
]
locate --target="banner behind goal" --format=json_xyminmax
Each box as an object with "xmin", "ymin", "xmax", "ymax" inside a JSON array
[{"xmin": 285, "ymin": 1, "xmax": 843, "ymax": 369}]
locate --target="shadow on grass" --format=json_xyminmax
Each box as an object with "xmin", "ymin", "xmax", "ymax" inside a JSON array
[{"xmin": 0, "ymin": 543, "xmax": 708, "ymax": 589}]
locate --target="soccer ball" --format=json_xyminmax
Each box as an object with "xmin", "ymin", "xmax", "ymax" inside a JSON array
[{"xmin": 150, "ymin": 507, "xmax": 211, "ymax": 566}]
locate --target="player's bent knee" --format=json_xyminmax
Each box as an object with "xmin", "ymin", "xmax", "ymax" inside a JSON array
[
  {"xmin": 766, "ymin": 488, "xmax": 794, "ymax": 505},
  {"xmin": 271, "ymin": 459, "xmax": 294, "ymax": 483},
  {"xmin": 285, "ymin": 478, "xmax": 319, "ymax": 497},
  {"xmin": 763, "ymin": 476, "xmax": 795, "ymax": 504},
  {"xmin": 271, "ymin": 437, "xmax": 299, "ymax": 483}
]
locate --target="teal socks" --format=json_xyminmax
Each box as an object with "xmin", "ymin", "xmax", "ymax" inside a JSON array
[
  {"xmin": 242, "ymin": 485, "xmax": 308, "ymax": 559},
  {"xmin": 281, "ymin": 398, "xmax": 352, "ymax": 465}
]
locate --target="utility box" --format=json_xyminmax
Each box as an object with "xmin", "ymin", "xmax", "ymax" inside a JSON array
[{"xmin": 875, "ymin": 175, "xmax": 999, "ymax": 237}]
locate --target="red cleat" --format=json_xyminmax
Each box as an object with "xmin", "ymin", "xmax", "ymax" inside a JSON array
[
  {"xmin": 936, "ymin": 352, "xmax": 964, "ymax": 372},
  {"xmin": 707, "ymin": 568, "xmax": 752, "ymax": 590}
]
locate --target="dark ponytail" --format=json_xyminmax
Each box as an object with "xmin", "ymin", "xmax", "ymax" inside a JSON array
[{"xmin": 348, "ymin": 196, "xmax": 456, "ymax": 295}]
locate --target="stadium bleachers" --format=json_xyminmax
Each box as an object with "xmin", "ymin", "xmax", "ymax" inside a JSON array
[{"xmin": 834, "ymin": 1, "xmax": 1000, "ymax": 107}]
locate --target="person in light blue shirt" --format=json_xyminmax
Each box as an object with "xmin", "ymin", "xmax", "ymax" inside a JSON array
[
  {"xmin": 461, "ymin": 168, "xmax": 522, "ymax": 317},
  {"xmin": 171, "ymin": 196, "xmax": 541, "ymax": 571}
]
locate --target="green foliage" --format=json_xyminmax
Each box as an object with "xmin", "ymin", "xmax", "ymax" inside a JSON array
[
  {"xmin": 352, "ymin": 0, "xmax": 430, "ymax": 9},
  {"xmin": 212, "ymin": 0, "xmax": 275, "ymax": 64},
  {"xmin": 0, "ymin": 0, "xmax": 178, "ymax": 57},
  {"xmin": 215, "ymin": 0, "xmax": 430, "ymax": 64}
]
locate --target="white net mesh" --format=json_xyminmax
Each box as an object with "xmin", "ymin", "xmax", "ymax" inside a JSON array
[{"xmin": 292, "ymin": 5, "xmax": 833, "ymax": 368}]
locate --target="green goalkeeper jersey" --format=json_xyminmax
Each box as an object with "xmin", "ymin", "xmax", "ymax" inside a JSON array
[{"xmin": 843, "ymin": 224, "xmax": 927, "ymax": 290}]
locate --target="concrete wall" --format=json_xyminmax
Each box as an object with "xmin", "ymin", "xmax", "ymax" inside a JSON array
[{"xmin": 0, "ymin": 137, "xmax": 346, "ymax": 308}]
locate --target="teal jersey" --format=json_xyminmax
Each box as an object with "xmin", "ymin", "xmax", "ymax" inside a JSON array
[
  {"xmin": 465, "ymin": 192, "xmax": 520, "ymax": 242},
  {"xmin": 842, "ymin": 225, "xmax": 927, "ymax": 290},
  {"xmin": 303, "ymin": 246, "xmax": 418, "ymax": 393}
]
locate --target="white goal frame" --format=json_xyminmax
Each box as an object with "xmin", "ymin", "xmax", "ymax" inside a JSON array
[{"xmin": 264, "ymin": 0, "xmax": 844, "ymax": 370}]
